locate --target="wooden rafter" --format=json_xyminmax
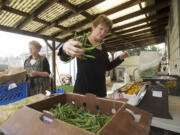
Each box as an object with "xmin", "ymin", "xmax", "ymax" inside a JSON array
[
  {"xmin": 112, "ymin": 11, "xmax": 169, "ymax": 32},
  {"xmin": 61, "ymin": 0, "xmax": 147, "ymax": 39},
  {"xmin": 106, "ymin": 37, "xmax": 164, "ymax": 51},
  {"xmin": 16, "ymin": 0, "xmax": 57, "ymax": 29},
  {"xmin": 0, "ymin": 25, "xmax": 61, "ymax": 42},
  {"xmin": 63, "ymin": 0, "xmax": 169, "ymax": 41},
  {"xmin": 39, "ymin": 0, "xmax": 105, "ymax": 36},
  {"xmin": 105, "ymin": 35, "xmax": 164, "ymax": 48},
  {"xmin": 107, "ymin": 17, "xmax": 168, "ymax": 39},
  {"xmin": 105, "ymin": 31, "xmax": 165, "ymax": 44}
]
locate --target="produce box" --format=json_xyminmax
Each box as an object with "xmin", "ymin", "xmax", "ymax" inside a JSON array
[
  {"xmin": 0, "ymin": 67, "xmax": 26, "ymax": 85},
  {"xmin": 113, "ymin": 84, "xmax": 147, "ymax": 106},
  {"xmin": 0, "ymin": 93, "xmax": 152, "ymax": 135}
]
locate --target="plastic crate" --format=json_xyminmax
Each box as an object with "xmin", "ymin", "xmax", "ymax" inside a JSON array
[
  {"xmin": 0, "ymin": 82, "xmax": 27, "ymax": 105},
  {"xmin": 56, "ymin": 88, "xmax": 65, "ymax": 94}
]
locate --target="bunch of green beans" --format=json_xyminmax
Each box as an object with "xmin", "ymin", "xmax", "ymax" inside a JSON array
[
  {"xmin": 66, "ymin": 32, "xmax": 103, "ymax": 63},
  {"xmin": 49, "ymin": 103, "xmax": 112, "ymax": 133}
]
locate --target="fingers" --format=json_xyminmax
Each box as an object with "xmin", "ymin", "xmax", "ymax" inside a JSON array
[
  {"xmin": 124, "ymin": 51, "xmax": 130, "ymax": 57},
  {"xmin": 63, "ymin": 39, "xmax": 84, "ymax": 57},
  {"xmin": 120, "ymin": 51, "xmax": 130, "ymax": 59},
  {"xmin": 29, "ymin": 70, "xmax": 37, "ymax": 77}
]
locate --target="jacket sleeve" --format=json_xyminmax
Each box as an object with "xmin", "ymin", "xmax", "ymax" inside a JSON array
[
  {"xmin": 57, "ymin": 44, "xmax": 71, "ymax": 62},
  {"xmin": 43, "ymin": 57, "xmax": 51, "ymax": 74},
  {"xmin": 105, "ymin": 51, "xmax": 124, "ymax": 71}
]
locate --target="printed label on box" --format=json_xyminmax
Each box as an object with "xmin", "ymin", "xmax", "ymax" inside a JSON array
[{"xmin": 152, "ymin": 91, "xmax": 162, "ymax": 98}]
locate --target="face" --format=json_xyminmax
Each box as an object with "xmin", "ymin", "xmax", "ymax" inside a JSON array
[
  {"xmin": 29, "ymin": 45, "xmax": 39, "ymax": 57},
  {"xmin": 91, "ymin": 23, "xmax": 109, "ymax": 42}
]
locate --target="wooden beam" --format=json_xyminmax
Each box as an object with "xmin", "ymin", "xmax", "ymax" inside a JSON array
[
  {"xmin": 44, "ymin": 40, "xmax": 53, "ymax": 50},
  {"xmin": 112, "ymin": 11, "xmax": 169, "ymax": 32},
  {"xmin": 106, "ymin": 37, "xmax": 164, "ymax": 51},
  {"xmin": 59, "ymin": 0, "xmax": 82, "ymax": 14},
  {"xmin": 105, "ymin": 31, "xmax": 165, "ymax": 44},
  {"xmin": 109, "ymin": 24, "xmax": 167, "ymax": 41},
  {"xmin": 65, "ymin": 11, "xmax": 169, "ymax": 41},
  {"xmin": 107, "ymin": 18, "xmax": 168, "ymax": 39},
  {"xmin": 65, "ymin": 0, "xmax": 147, "ymax": 34},
  {"xmin": 1, "ymin": 4, "xmax": 67, "ymax": 32},
  {"xmin": 0, "ymin": 24, "xmax": 62, "ymax": 42},
  {"xmin": 105, "ymin": 34, "xmax": 165, "ymax": 50},
  {"xmin": 55, "ymin": 0, "xmax": 104, "ymax": 23},
  {"xmin": 62, "ymin": 4, "xmax": 169, "ymax": 41},
  {"xmin": 61, "ymin": 0, "xmax": 169, "ymax": 38},
  {"xmin": 102, "ymin": 0, "xmax": 146, "ymax": 16},
  {"xmin": 0, "ymin": 0, "xmax": 8, "ymax": 9},
  {"xmin": 105, "ymin": 35, "xmax": 164, "ymax": 48},
  {"xmin": 59, "ymin": 0, "xmax": 94, "ymax": 21},
  {"xmin": 52, "ymin": 41, "xmax": 56, "ymax": 93},
  {"xmin": 105, "ymin": 28, "xmax": 166, "ymax": 42},
  {"xmin": 16, "ymin": 0, "xmax": 57, "ymax": 29},
  {"xmin": 1, "ymin": 6, "xmax": 30, "ymax": 16},
  {"xmin": 43, "ymin": 0, "xmax": 104, "ymax": 37},
  {"xmin": 112, "ymin": 0, "xmax": 169, "ymax": 24}
]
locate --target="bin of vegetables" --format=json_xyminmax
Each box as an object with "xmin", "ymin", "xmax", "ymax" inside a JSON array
[{"xmin": 0, "ymin": 93, "xmax": 152, "ymax": 135}]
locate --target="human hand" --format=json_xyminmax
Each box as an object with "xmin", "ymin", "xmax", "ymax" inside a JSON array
[
  {"xmin": 119, "ymin": 51, "xmax": 130, "ymax": 59},
  {"xmin": 62, "ymin": 39, "xmax": 85, "ymax": 58},
  {"xmin": 28, "ymin": 70, "xmax": 38, "ymax": 77}
]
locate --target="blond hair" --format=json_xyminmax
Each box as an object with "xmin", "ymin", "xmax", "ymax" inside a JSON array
[
  {"xmin": 92, "ymin": 15, "xmax": 113, "ymax": 32},
  {"xmin": 29, "ymin": 40, "xmax": 42, "ymax": 50}
]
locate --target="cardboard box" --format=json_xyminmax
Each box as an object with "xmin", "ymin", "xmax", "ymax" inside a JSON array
[
  {"xmin": 0, "ymin": 93, "xmax": 152, "ymax": 135},
  {"xmin": 0, "ymin": 68, "xmax": 26, "ymax": 85},
  {"xmin": 116, "ymin": 85, "xmax": 147, "ymax": 106}
]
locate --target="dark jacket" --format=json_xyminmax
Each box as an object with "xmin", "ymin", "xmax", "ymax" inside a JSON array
[{"xmin": 58, "ymin": 41, "xmax": 123, "ymax": 97}]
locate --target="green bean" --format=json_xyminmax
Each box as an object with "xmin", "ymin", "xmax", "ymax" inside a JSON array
[
  {"xmin": 49, "ymin": 103, "xmax": 112, "ymax": 133},
  {"xmin": 65, "ymin": 32, "xmax": 103, "ymax": 63},
  {"xmin": 83, "ymin": 54, "xmax": 96, "ymax": 59}
]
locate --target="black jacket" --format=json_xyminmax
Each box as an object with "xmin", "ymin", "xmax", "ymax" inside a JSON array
[{"xmin": 58, "ymin": 41, "xmax": 123, "ymax": 97}]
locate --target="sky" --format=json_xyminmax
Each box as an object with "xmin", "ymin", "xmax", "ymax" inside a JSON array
[{"xmin": 0, "ymin": 31, "xmax": 46, "ymax": 57}]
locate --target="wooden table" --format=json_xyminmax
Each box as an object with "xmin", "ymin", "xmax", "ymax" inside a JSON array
[{"xmin": 151, "ymin": 96, "xmax": 180, "ymax": 134}]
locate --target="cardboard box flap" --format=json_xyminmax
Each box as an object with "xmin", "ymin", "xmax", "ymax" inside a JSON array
[
  {"xmin": 0, "ymin": 106, "xmax": 94, "ymax": 135},
  {"xmin": 99, "ymin": 104, "xmax": 152, "ymax": 135},
  {"xmin": 0, "ymin": 68, "xmax": 26, "ymax": 85}
]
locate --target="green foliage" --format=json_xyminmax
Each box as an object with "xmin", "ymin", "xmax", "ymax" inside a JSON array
[
  {"xmin": 139, "ymin": 66, "xmax": 158, "ymax": 78},
  {"xmin": 56, "ymin": 85, "xmax": 74, "ymax": 93}
]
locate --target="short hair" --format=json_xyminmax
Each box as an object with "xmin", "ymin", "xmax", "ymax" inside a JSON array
[
  {"xmin": 29, "ymin": 40, "xmax": 42, "ymax": 50},
  {"xmin": 92, "ymin": 15, "xmax": 113, "ymax": 32}
]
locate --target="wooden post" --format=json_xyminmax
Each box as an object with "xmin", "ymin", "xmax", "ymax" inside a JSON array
[
  {"xmin": 52, "ymin": 41, "xmax": 56, "ymax": 93},
  {"xmin": 44, "ymin": 40, "xmax": 56, "ymax": 94}
]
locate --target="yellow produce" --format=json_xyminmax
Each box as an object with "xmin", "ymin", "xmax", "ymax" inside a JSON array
[
  {"xmin": 120, "ymin": 84, "xmax": 132, "ymax": 92},
  {"xmin": 126, "ymin": 85, "xmax": 142, "ymax": 95}
]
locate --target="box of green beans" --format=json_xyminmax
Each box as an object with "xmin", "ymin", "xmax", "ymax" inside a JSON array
[{"xmin": 0, "ymin": 93, "xmax": 152, "ymax": 135}]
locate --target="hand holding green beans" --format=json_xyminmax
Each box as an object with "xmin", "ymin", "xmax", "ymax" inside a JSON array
[{"xmin": 62, "ymin": 32, "xmax": 103, "ymax": 62}]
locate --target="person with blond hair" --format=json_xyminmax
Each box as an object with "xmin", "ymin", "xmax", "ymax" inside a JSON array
[
  {"xmin": 24, "ymin": 40, "xmax": 51, "ymax": 96},
  {"xmin": 58, "ymin": 15, "xmax": 130, "ymax": 97}
]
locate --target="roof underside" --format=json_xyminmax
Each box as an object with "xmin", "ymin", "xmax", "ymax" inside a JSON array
[{"xmin": 0, "ymin": 0, "xmax": 170, "ymax": 51}]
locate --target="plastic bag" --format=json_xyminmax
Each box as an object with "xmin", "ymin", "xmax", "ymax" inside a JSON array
[{"xmin": 139, "ymin": 51, "xmax": 161, "ymax": 78}]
